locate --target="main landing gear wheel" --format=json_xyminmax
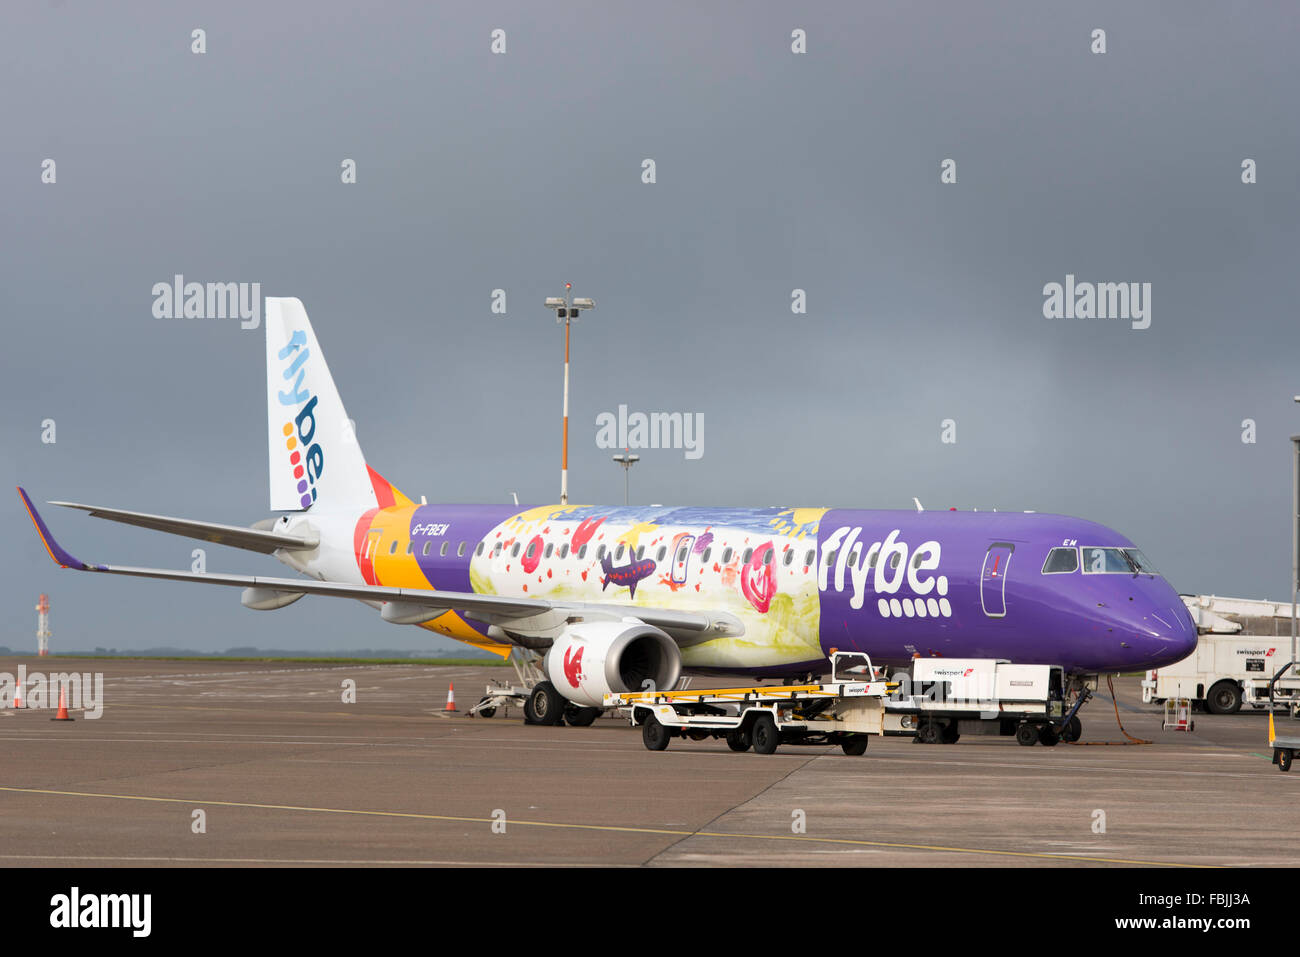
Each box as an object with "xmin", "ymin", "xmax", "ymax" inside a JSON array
[
  {"xmin": 524, "ymin": 681, "xmax": 565, "ymax": 726},
  {"xmin": 1015, "ymin": 723, "xmax": 1038, "ymax": 747},
  {"xmin": 751, "ymin": 714, "xmax": 780, "ymax": 755},
  {"xmin": 1060, "ymin": 715, "xmax": 1082, "ymax": 743},
  {"xmin": 564, "ymin": 704, "xmax": 601, "ymax": 727},
  {"xmin": 840, "ymin": 735, "xmax": 868, "ymax": 756},
  {"xmin": 726, "ymin": 729, "xmax": 751, "ymax": 752},
  {"xmin": 1205, "ymin": 681, "xmax": 1243, "ymax": 715},
  {"xmin": 916, "ymin": 721, "xmax": 944, "ymax": 745},
  {"xmin": 1037, "ymin": 725, "xmax": 1060, "ymax": 747}
]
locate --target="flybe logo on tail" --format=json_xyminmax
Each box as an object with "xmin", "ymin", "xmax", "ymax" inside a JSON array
[{"xmin": 277, "ymin": 329, "xmax": 324, "ymax": 509}]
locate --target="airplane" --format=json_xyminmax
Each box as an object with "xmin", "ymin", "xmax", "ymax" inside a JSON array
[{"xmin": 19, "ymin": 297, "xmax": 1198, "ymax": 732}]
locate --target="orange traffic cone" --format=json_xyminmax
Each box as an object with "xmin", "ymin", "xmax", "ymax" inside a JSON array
[
  {"xmin": 13, "ymin": 678, "xmax": 22, "ymax": 709},
  {"xmin": 444, "ymin": 682, "xmax": 458, "ymax": 712},
  {"xmin": 51, "ymin": 685, "xmax": 74, "ymax": 722}
]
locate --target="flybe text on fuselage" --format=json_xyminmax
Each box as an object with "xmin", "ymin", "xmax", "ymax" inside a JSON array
[{"xmin": 818, "ymin": 525, "xmax": 951, "ymax": 618}]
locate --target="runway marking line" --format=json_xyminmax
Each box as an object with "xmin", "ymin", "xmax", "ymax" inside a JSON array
[{"xmin": 0, "ymin": 785, "xmax": 1215, "ymax": 867}]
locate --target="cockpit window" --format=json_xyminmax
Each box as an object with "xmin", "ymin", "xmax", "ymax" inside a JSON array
[
  {"xmin": 1081, "ymin": 546, "xmax": 1141, "ymax": 574},
  {"xmin": 1122, "ymin": 548, "xmax": 1158, "ymax": 574},
  {"xmin": 1041, "ymin": 547, "xmax": 1079, "ymax": 574}
]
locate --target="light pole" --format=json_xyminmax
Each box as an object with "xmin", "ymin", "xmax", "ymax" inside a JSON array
[
  {"xmin": 612, "ymin": 450, "xmax": 639, "ymax": 505},
  {"xmin": 544, "ymin": 285, "xmax": 595, "ymax": 505}
]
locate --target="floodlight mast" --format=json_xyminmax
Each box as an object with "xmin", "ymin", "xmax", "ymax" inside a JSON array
[{"xmin": 544, "ymin": 285, "xmax": 595, "ymax": 505}]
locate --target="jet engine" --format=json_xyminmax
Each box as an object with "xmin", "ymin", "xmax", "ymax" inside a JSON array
[{"xmin": 543, "ymin": 619, "xmax": 681, "ymax": 708}]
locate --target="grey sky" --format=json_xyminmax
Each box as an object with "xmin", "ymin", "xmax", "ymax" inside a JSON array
[{"xmin": 3, "ymin": 1, "xmax": 1297, "ymax": 653}]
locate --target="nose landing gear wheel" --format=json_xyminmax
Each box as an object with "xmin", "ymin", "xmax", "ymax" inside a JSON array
[
  {"xmin": 1060, "ymin": 715, "xmax": 1082, "ymax": 743},
  {"xmin": 751, "ymin": 713, "xmax": 780, "ymax": 755},
  {"xmin": 1015, "ymin": 723, "xmax": 1038, "ymax": 747}
]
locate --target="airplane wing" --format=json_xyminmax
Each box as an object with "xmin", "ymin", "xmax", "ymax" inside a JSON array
[
  {"xmin": 47, "ymin": 500, "xmax": 318, "ymax": 554},
  {"xmin": 19, "ymin": 488, "xmax": 740, "ymax": 647}
]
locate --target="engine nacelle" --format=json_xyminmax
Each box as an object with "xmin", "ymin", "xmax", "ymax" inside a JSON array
[{"xmin": 543, "ymin": 619, "xmax": 681, "ymax": 708}]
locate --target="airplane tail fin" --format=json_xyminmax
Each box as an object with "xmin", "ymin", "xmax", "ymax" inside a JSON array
[{"xmin": 265, "ymin": 298, "xmax": 410, "ymax": 512}]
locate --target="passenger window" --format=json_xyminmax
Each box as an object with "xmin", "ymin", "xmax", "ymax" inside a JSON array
[
  {"xmin": 405, "ymin": 541, "xmax": 413, "ymax": 555},
  {"xmin": 440, "ymin": 542, "xmax": 450, "ymax": 557},
  {"xmin": 558, "ymin": 543, "xmax": 569, "ymax": 559},
  {"xmin": 580, "ymin": 544, "xmax": 589, "ymax": 559},
  {"xmin": 1041, "ymin": 547, "xmax": 1079, "ymax": 574},
  {"xmin": 804, "ymin": 550, "xmax": 814, "ymax": 567},
  {"xmin": 783, "ymin": 547, "xmax": 794, "ymax": 566},
  {"xmin": 701, "ymin": 547, "xmax": 712, "ymax": 564},
  {"xmin": 742, "ymin": 547, "xmax": 753, "ymax": 564},
  {"xmin": 889, "ymin": 553, "xmax": 900, "ymax": 570},
  {"xmin": 597, "ymin": 545, "xmax": 606, "ymax": 560},
  {"xmin": 423, "ymin": 542, "xmax": 431, "ymax": 556},
  {"xmin": 656, "ymin": 546, "xmax": 667, "ymax": 562},
  {"xmin": 390, "ymin": 540, "xmax": 398, "ymax": 555},
  {"xmin": 526, "ymin": 541, "xmax": 536, "ymax": 559},
  {"xmin": 458, "ymin": 542, "xmax": 466, "ymax": 557},
  {"xmin": 476, "ymin": 542, "xmax": 485, "ymax": 556},
  {"xmin": 722, "ymin": 547, "xmax": 733, "ymax": 564},
  {"xmin": 545, "ymin": 543, "xmax": 554, "ymax": 559},
  {"xmin": 511, "ymin": 543, "xmax": 520, "ymax": 557},
  {"xmin": 615, "ymin": 544, "xmax": 625, "ymax": 560},
  {"xmin": 825, "ymin": 550, "xmax": 836, "ymax": 567},
  {"xmin": 762, "ymin": 549, "xmax": 773, "ymax": 566},
  {"xmin": 637, "ymin": 545, "xmax": 645, "ymax": 560}
]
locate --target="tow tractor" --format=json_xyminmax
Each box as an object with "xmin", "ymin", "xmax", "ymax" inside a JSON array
[
  {"xmin": 604, "ymin": 652, "xmax": 894, "ymax": 755},
  {"xmin": 1267, "ymin": 662, "xmax": 1300, "ymax": 772}
]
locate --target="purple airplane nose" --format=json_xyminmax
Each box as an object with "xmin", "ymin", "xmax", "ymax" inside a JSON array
[{"xmin": 1134, "ymin": 595, "xmax": 1198, "ymax": 670}]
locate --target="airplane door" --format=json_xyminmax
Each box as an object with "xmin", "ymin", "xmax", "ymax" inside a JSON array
[
  {"xmin": 363, "ymin": 529, "xmax": 383, "ymax": 562},
  {"xmin": 981, "ymin": 542, "xmax": 1015, "ymax": 618},
  {"xmin": 672, "ymin": 535, "xmax": 695, "ymax": 584}
]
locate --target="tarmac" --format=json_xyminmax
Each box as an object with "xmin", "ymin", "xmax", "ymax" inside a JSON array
[{"xmin": 0, "ymin": 656, "xmax": 1294, "ymax": 867}]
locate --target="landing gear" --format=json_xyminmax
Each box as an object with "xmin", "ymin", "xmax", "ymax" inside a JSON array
[
  {"xmin": 1015, "ymin": 723, "xmax": 1039, "ymax": 747},
  {"xmin": 725, "ymin": 728, "xmax": 751, "ymax": 752},
  {"xmin": 524, "ymin": 681, "xmax": 565, "ymax": 726},
  {"xmin": 751, "ymin": 713, "xmax": 780, "ymax": 755},
  {"xmin": 1037, "ymin": 725, "xmax": 1060, "ymax": 747},
  {"xmin": 840, "ymin": 735, "xmax": 868, "ymax": 756},
  {"xmin": 1060, "ymin": 715, "xmax": 1082, "ymax": 743},
  {"xmin": 563, "ymin": 704, "xmax": 601, "ymax": 727}
]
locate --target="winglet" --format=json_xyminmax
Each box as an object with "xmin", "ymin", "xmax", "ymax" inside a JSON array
[{"xmin": 17, "ymin": 487, "xmax": 88, "ymax": 570}]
